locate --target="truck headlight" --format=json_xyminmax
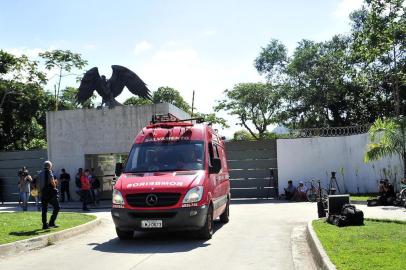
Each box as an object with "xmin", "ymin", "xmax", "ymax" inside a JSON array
[
  {"xmin": 183, "ymin": 186, "xmax": 204, "ymax": 203},
  {"xmin": 112, "ymin": 189, "xmax": 124, "ymax": 205}
]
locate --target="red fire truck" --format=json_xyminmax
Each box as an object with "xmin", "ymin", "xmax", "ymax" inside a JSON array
[{"xmin": 111, "ymin": 114, "xmax": 230, "ymax": 240}]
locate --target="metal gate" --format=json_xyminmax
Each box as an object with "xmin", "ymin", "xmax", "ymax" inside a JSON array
[
  {"xmin": 84, "ymin": 153, "xmax": 128, "ymax": 200},
  {"xmin": 0, "ymin": 149, "xmax": 47, "ymax": 202},
  {"xmin": 225, "ymin": 140, "xmax": 278, "ymax": 199}
]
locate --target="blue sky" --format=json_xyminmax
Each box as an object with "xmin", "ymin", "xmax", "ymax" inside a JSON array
[{"xmin": 0, "ymin": 0, "xmax": 363, "ymax": 136}]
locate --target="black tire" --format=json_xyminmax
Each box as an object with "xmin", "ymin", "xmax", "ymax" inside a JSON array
[
  {"xmin": 116, "ymin": 228, "xmax": 133, "ymax": 240},
  {"xmin": 220, "ymin": 198, "xmax": 230, "ymax": 224},
  {"xmin": 198, "ymin": 205, "xmax": 214, "ymax": 240}
]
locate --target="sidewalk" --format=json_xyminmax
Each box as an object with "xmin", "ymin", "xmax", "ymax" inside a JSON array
[{"xmin": 357, "ymin": 204, "xmax": 406, "ymax": 221}]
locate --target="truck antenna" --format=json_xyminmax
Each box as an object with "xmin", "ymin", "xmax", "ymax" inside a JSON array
[{"xmin": 191, "ymin": 90, "xmax": 195, "ymax": 118}]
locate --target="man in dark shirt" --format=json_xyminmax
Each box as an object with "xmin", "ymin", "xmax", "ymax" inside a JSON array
[
  {"xmin": 39, "ymin": 161, "xmax": 60, "ymax": 229},
  {"xmin": 59, "ymin": 168, "xmax": 71, "ymax": 202}
]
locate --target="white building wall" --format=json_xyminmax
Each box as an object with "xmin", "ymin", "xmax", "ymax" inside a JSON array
[
  {"xmin": 277, "ymin": 134, "xmax": 403, "ymax": 194},
  {"xmin": 46, "ymin": 103, "xmax": 189, "ymax": 198}
]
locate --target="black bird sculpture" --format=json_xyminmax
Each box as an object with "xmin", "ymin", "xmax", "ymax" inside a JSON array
[{"xmin": 76, "ymin": 65, "xmax": 151, "ymax": 108}]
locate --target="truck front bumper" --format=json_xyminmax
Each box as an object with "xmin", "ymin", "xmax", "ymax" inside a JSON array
[{"xmin": 111, "ymin": 205, "xmax": 208, "ymax": 232}]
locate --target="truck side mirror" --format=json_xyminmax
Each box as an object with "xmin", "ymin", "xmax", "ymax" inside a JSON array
[
  {"xmin": 115, "ymin": 162, "xmax": 123, "ymax": 176},
  {"xmin": 210, "ymin": 158, "xmax": 222, "ymax": 174}
]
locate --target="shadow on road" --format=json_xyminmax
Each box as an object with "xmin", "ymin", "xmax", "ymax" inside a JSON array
[{"xmin": 89, "ymin": 222, "xmax": 226, "ymax": 254}]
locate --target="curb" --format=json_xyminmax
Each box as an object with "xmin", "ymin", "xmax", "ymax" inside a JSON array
[
  {"xmin": 306, "ymin": 220, "xmax": 337, "ymax": 270},
  {"xmin": 0, "ymin": 216, "xmax": 102, "ymax": 257},
  {"xmin": 351, "ymin": 200, "xmax": 367, "ymax": 205}
]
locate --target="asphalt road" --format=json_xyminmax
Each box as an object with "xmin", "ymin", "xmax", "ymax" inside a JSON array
[{"xmin": 0, "ymin": 201, "xmax": 318, "ymax": 270}]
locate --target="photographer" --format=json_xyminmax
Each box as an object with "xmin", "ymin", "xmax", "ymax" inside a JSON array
[
  {"xmin": 378, "ymin": 179, "xmax": 395, "ymax": 206},
  {"xmin": 18, "ymin": 167, "xmax": 32, "ymax": 211},
  {"xmin": 39, "ymin": 161, "xmax": 60, "ymax": 229}
]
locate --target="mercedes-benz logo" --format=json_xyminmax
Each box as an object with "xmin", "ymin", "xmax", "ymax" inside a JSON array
[{"xmin": 145, "ymin": 194, "xmax": 158, "ymax": 206}]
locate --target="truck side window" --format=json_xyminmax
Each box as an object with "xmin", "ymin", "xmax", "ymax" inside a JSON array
[
  {"xmin": 213, "ymin": 144, "xmax": 220, "ymax": 158},
  {"xmin": 208, "ymin": 142, "xmax": 214, "ymax": 166}
]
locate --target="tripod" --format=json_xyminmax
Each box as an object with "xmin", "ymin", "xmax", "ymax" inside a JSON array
[{"xmin": 329, "ymin": 172, "xmax": 341, "ymax": 194}]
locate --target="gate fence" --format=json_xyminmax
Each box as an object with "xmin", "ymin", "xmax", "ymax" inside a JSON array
[
  {"xmin": 225, "ymin": 140, "xmax": 278, "ymax": 199},
  {"xmin": 0, "ymin": 149, "xmax": 47, "ymax": 202}
]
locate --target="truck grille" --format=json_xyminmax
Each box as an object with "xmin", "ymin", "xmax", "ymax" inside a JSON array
[{"xmin": 126, "ymin": 193, "xmax": 181, "ymax": 207}]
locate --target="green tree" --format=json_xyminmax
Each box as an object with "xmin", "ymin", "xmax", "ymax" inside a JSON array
[
  {"xmin": 351, "ymin": 0, "xmax": 406, "ymax": 116},
  {"xmin": 193, "ymin": 112, "xmax": 229, "ymax": 129},
  {"xmin": 255, "ymin": 39, "xmax": 288, "ymax": 82},
  {"xmin": 39, "ymin": 50, "xmax": 88, "ymax": 111},
  {"xmin": 284, "ymin": 36, "xmax": 366, "ymax": 128},
  {"xmin": 152, "ymin": 86, "xmax": 191, "ymax": 112},
  {"xmin": 0, "ymin": 50, "xmax": 51, "ymax": 150},
  {"xmin": 215, "ymin": 83, "xmax": 281, "ymax": 140},
  {"xmin": 233, "ymin": 130, "xmax": 255, "ymax": 141},
  {"xmin": 59, "ymin": 86, "xmax": 95, "ymax": 109},
  {"xmin": 364, "ymin": 117, "xmax": 406, "ymax": 179},
  {"xmin": 124, "ymin": 96, "xmax": 153, "ymax": 106}
]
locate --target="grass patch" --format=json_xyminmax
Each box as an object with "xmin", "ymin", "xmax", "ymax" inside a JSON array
[
  {"xmin": 313, "ymin": 219, "xmax": 406, "ymax": 270},
  {"xmin": 0, "ymin": 212, "xmax": 96, "ymax": 245},
  {"xmin": 350, "ymin": 193, "xmax": 377, "ymax": 201}
]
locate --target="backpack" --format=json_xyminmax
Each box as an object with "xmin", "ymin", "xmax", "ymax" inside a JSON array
[
  {"xmin": 341, "ymin": 204, "xmax": 364, "ymax": 226},
  {"xmin": 327, "ymin": 214, "xmax": 348, "ymax": 227}
]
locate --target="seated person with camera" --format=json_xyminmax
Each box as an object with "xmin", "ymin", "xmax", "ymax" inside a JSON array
[
  {"xmin": 378, "ymin": 179, "xmax": 395, "ymax": 205},
  {"xmin": 284, "ymin": 180, "xmax": 296, "ymax": 200}
]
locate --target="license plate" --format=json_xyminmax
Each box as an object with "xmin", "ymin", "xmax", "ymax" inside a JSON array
[{"xmin": 141, "ymin": 220, "xmax": 163, "ymax": 228}]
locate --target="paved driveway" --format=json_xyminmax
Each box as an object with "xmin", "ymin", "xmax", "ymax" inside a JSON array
[{"xmin": 0, "ymin": 201, "xmax": 318, "ymax": 270}]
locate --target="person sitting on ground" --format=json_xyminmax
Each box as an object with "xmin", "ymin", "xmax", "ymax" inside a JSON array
[
  {"xmin": 401, "ymin": 178, "xmax": 406, "ymax": 189},
  {"xmin": 378, "ymin": 179, "xmax": 395, "ymax": 205},
  {"xmin": 293, "ymin": 181, "xmax": 307, "ymax": 201},
  {"xmin": 284, "ymin": 180, "xmax": 296, "ymax": 200}
]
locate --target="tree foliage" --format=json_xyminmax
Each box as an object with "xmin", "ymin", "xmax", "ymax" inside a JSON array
[
  {"xmin": 39, "ymin": 50, "xmax": 88, "ymax": 111},
  {"xmin": 152, "ymin": 86, "xmax": 191, "ymax": 113},
  {"xmin": 244, "ymin": 0, "xmax": 406, "ymax": 130},
  {"xmin": 364, "ymin": 117, "xmax": 406, "ymax": 178},
  {"xmin": 59, "ymin": 86, "xmax": 95, "ymax": 109},
  {"xmin": 123, "ymin": 96, "xmax": 153, "ymax": 106},
  {"xmin": 0, "ymin": 51, "xmax": 51, "ymax": 150},
  {"xmin": 124, "ymin": 86, "xmax": 228, "ymax": 128},
  {"xmin": 215, "ymin": 83, "xmax": 281, "ymax": 139},
  {"xmin": 351, "ymin": 0, "xmax": 406, "ymax": 116}
]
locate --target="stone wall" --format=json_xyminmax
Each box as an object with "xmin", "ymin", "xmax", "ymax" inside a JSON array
[
  {"xmin": 277, "ymin": 133, "xmax": 403, "ymax": 194},
  {"xmin": 46, "ymin": 103, "xmax": 189, "ymax": 199}
]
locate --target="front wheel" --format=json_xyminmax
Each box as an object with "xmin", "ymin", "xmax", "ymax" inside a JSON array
[
  {"xmin": 116, "ymin": 228, "xmax": 133, "ymax": 240},
  {"xmin": 220, "ymin": 198, "xmax": 230, "ymax": 224},
  {"xmin": 197, "ymin": 205, "xmax": 214, "ymax": 240}
]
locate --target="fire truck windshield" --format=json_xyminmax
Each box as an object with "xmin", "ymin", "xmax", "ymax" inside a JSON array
[{"xmin": 124, "ymin": 141, "xmax": 205, "ymax": 173}]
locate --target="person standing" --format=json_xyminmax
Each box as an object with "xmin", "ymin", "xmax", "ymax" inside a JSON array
[
  {"xmin": 59, "ymin": 168, "xmax": 71, "ymax": 202},
  {"xmin": 18, "ymin": 167, "xmax": 32, "ymax": 211},
  {"xmin": 90, "ymin": 168, "xmax": 100, "ymax": 205},
  {"xmin": 39, "ymin": 161, "xmax": 60, "ymax": 229},
  {"xmin": 80, "ymin": 169, "xmax": 91, "ymax": 211},
  {"xmin": 75, "ymin": 168, "xmax": 83, "ymax": 199},
  {"xmin": 30, "ymin": 177, "xmax": 41, "ymax": 211}
]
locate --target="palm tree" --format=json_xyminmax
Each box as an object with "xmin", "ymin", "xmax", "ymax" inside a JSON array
[{"xmin": 364, "ymin": 117, "xmax": 406, "ymax": 179}]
